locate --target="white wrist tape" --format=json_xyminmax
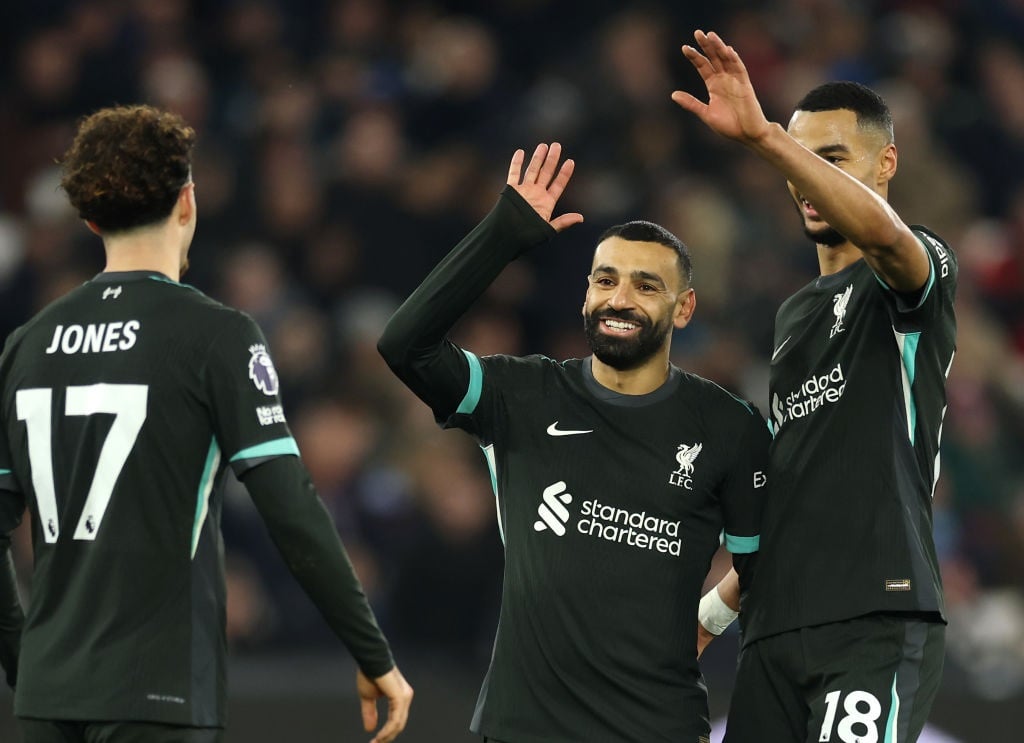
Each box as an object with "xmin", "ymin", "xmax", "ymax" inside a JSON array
[{"xmin": 698, "ymin": 585, "xmax": 739, "ymax": 635}]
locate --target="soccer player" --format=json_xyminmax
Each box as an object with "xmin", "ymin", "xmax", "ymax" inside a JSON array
[
  {"xmin": 378, "ymin": 142, "xmax": 769, "ymax": 743},
  {"xmin": 0, "ymin": 105, "xmax": 412, "ymax": 743},
  {"xmin": 673, "ymin": 31, "xmax": 956, "ymax": 743}
]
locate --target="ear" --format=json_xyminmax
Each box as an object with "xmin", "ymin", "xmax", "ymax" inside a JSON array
[
  {"xmin": 85, "ymin": 220, "xmax": 102, "ymax": 237},
  {"xmin": 177, "ymin": 182, "xmax": 195, "ymax": 225},
  {"xmin": 877, "ymin": 143, "xmax": 897, "ymax": 185},
  {"xmin": 673, "ymin": 288, "xmax": 696, "ymax": 329}
]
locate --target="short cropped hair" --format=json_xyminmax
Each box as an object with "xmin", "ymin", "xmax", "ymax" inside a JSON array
[
  {"xmin": 60, "ymin": 105, "xmax": 196, "ymax": 233},
  {"xmin": 794, "ymin": 81, "xmax": 894, "ymax": 144},
  {"xmin": 597, "ymin": 220, "xmax": 694, "ymax": 289}
]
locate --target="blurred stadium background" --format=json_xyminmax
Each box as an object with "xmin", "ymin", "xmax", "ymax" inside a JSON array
[{"xmin": 1, "ymin": 1, "xmax": 1022, "ymax": 741}]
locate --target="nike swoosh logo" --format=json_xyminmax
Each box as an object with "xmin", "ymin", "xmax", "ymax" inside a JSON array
[
  {"xmin": 546, "ymin": 422, "xmax": 593, "ymax": 437},
  {"xmin": 771, "ymin": 336, "xmax": 792, "ymax": 361}
]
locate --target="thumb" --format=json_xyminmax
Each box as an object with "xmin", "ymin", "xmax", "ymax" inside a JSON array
[
  {"xmin": 671, "ymin": 90, "xmax": 707, "ymax": 117},
  {"xmin": 550, "ymin": 212, "xmax": 584, "ymax": 233}
]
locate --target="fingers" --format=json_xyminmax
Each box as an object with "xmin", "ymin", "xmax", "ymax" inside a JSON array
[
  {"xmin": 361, "ymin": 695, "xmax": 379, "ymax": 733},
  {"xmin": 680, "ymin": 43, "xmax": 715, "ymax": 80},
  {"xmin": 547, "ymin": 156, "xmax": 574, "ymax": 202},
  {"xmin": 513, "ymin": 142, "xmax": 567, "ymax": 187},
  {"xmin": 535, "ymin": 141, "xmax": 563, "ymax": 187},
  {"xmin": 521, "ymin": 142, "xmax": 549, "ymax": 185},
  {"xmin": 370, "ymin": 689, "xmax": 413, "ymax": 743},
  {"xmin": 506, "ymin": 148, "xmax": 525, "ymax": 186},
  {"xmin": 695, "ymin": 30, "xmax": 746, "ymax": 77}
]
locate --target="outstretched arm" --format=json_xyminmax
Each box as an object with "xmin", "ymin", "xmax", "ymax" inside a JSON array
[
  {"xmin": 377, "ymin": 144, "xmax": 582, "ymax": 421},
  {"xmin": 672, "ymin": 30, "xmax": 929, "ymax": 292},
  {"xmin": 241, "ymin": 456, "xmax": 412, "ymax": 742}
]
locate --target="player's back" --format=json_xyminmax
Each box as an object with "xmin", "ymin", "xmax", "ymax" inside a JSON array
[{"xmin": 0, "ymin": 270, "xmax": 253, "ymax": 726}]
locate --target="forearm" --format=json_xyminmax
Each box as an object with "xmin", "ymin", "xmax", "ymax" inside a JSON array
[
  {"xmin": 242, "ymin": 457, "xmax": 394, "ymax": 678},
  {"xmin": 378, "ymin": 186, "xmax": 554, "ymax": 371},
  {"xmin": 750, "ymin": 123, "xmax": 908, "ymax": 251}
]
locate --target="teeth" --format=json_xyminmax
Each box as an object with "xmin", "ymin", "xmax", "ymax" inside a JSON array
[{"xmin": 605, "ymin": 319, "xmax": 637, "ymax": 330}]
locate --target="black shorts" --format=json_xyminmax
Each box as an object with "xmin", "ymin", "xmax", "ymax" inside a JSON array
[
  {"xmin": 724, "ymin": 614, "xmax": 944, "ymax": 743},
  {"xmin": 19, "ymin": 719, "xmax": 224, "ymax": 743}
]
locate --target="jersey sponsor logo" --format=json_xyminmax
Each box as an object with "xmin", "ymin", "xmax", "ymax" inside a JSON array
[
  {"xmin": 771, "ymin": 362, "xmax": 847, "ymax": 431},
  {"xmin": 533, "ymin": 480, "xmax": 683, "ymax": 555},
  {"xmin": 831, "ymin": 284, "xmax": 853, "ymax": 338},
  {"xmin": 44, "ymin": 321, "xmax": 140, "ymax": 355},
  {"xmin": 922, "ymin": 233, "xmax": 951, "ymax": 278},
  {"xmin": 247, "ymin": 344, "xmax": 280, "ymax": 396},
  {"xmin": 256, "ymin": 404, "xmax": 286, "ymax": 426},
  {"xmin": 546, "ymin": 421, "xmax": 593, "ymax": 436},
  {"xmin": 102, "ymin": 285, "xmax": 122, "ymax": 299},
  {"xmin": 533, "ymin": 481, "xmax": 572, "ymax": 535},
  {"xmin": 669, "ymin": 442, "xmax": 702, "ymax": 490}
]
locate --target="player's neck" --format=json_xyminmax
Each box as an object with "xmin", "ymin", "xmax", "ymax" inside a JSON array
[
  {"xmin": 103, "ymin": 228, "xmax": 183, "ymax": 281},
  {"xmin": 591, "ymin": 353, "xmax": 671, "ymax": 395},
  {"xmin": 816, "ymin": 243, "xmax": 862, "ymax": 277}
]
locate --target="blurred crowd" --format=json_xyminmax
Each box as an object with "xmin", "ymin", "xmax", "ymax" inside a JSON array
[{"xmin": 1, "ymin": 0, "xmax": 1023, "ymax": 700}]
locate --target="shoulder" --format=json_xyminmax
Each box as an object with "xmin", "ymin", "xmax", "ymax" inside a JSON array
[
  {"xmin": 676, "ymin": 371, "xmax": 763, "ymax": 421},
  {"xmin": 909, "ymin": 225, "xmax": 958, "ymax": 280}
]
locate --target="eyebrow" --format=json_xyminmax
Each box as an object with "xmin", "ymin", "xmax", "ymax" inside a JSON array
[
  {"xmin": 813, "ymin": 143, "xmax": 852, "ymax": 157},
  {"xmin": 592, "ymin": 265, "xmax": 668, "ymax": 288}
]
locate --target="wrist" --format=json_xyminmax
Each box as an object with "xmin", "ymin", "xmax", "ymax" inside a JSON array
[{"xmin": 698, "ymin": 585, "xmax": 739, "ymax": 635}]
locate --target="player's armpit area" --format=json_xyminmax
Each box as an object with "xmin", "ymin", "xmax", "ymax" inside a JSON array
[{"xmin": 240, "ymin": 456, "xmax": 394, "ymax": 678}]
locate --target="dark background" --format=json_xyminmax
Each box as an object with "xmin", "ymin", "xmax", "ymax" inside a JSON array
[{"xmin": 2, "ymin": 1, "xmax": 1023, "ymax": 741}]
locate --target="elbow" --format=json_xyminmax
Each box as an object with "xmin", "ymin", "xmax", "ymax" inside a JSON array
[{"xmin": 859, "ymin": 206, "xmax": 909, "ymax": 256}]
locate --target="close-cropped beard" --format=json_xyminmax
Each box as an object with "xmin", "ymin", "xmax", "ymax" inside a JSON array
[
  {"xmin": 804, "ymin": 223, "xmax": 847, "ymax": 247},
  {"xmin": 583, "ymin": 308, "xmax": 670, "ymax": 371}
]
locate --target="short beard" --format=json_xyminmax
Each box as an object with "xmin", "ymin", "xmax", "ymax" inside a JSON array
[
  {"xmin": 804, "ymin": 224, "xmax": 847, "ymax": 247},
  {"xmin": 583, "ymin": 309, "xmax": 671, "ymax": 371},
  {"xmin": 793, "ymin": 197, "xmax": 848, "ymax": 247}
]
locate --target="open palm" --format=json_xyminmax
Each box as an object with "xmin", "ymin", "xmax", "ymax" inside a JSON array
[
  {"xmin": 671, "ymin": 30, "xmax": 771, "ymax": 144},
  {"xmin": 506, "ymin": 142, "xmax": 584, "ymax": 233}
]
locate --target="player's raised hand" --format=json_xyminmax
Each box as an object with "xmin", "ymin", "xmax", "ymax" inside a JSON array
[
  {"xmin": 357, "ymin": 666, "xmax": 414, "ymax": 743},
  {"xmin": 671, "ymin": 30, "xmax": 771, "ymax": 145},
  {"xmin": 507, "ymin": 143, "xmax": 584, "ymax": 233}
]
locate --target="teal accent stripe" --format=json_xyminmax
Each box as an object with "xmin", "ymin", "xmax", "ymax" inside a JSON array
[
  {"xmin": 147, "ymin": 275, "xmax": 202, "ymax": 293},
  {"xmin": 456, "ymin": 349, "xmax": 483, "ymax": 415},
  {"xmin": 873, "ymin": 243, "xmax": 935, "ymax": 310},
  {"xmin": 481, "ymin": 444, "xmax": 504, "ymax": 546},
  {"xmin": 0, "ymin": 469, "xmax": 10, "ymax": 475},
  {"xmin": 229, "ymin": 436, "xmax": 299, "ymax": 462},
  {"xmin": 884, "ymin": 672, "xmax": 900, "ymax": 742},
  {"xmin": 192, "ymin": 438, "xmax": 221, "ymax": 559},
  {"xmin": 900, "ymin": 332, "xmax": 921, "ymax": 445},
  {"xmin": 724, "ymin": 533, "xmax": 760, "ymax": 554}
]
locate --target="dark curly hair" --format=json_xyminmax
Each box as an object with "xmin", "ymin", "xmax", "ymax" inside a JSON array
[{"xmin": 60, "ymin": 105, "xmax": 196, "ymax": 233}]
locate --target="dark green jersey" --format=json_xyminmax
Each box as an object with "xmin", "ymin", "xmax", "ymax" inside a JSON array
[
  {"xmin": 0, "ymin": 271, "xmax": 299, "ymax": 726},
  {"xmin": 457, "ymin": 356, "xmax": 767, "ymax": 743},
  {"xmin": 379, "ymin": 188, "xmax": 770, "ymax": 743},
  {"xmin": 744, "ymin": 227, "xmax": 957, "ymax": 644}
]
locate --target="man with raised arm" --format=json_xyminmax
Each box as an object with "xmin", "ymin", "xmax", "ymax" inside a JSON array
[{"xmin": 675, "ymin": 30, "xmax": 956, "ymax": 743}]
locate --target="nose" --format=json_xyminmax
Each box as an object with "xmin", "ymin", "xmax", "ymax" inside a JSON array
[{"xmin": 608, "ymin": 282, "xmax": 634, "ymax": 310}]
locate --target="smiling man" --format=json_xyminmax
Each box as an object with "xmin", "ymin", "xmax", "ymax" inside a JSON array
[
  {"xmin": 378, "ymin": 143, "xmax": 770, "ymax": 743},
  {"xmin": 673, "ymin": 31, "xmax": 957, "ymax": 743}
]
